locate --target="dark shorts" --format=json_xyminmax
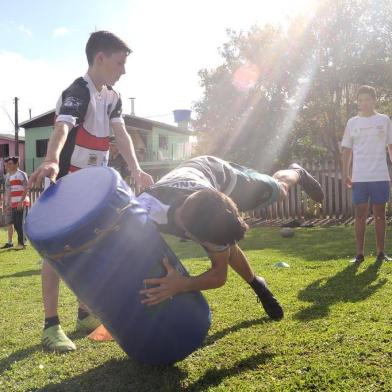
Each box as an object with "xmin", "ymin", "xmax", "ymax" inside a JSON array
[{"xmin": 352, "ymin": 181, "xmax": 390, "ymax": 205}]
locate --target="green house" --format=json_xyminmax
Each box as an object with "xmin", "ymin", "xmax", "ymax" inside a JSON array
[{"xmin": 20, "ymin": 110, "xmax": 195, "ymax": 178}]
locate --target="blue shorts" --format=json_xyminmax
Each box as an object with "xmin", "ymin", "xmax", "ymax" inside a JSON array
[{"xmin": 352, "ymin": 181, "xmax": 390, "ymax": 205}]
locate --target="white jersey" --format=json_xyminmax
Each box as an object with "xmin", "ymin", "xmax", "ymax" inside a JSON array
[
  {"xmin": 341, "ymin": 113, "xmax": 392, "ymax": 182},
  {"xmin": 55, "ymin": 73, "xmax": 124, "ymax": 177},
  {"xmin": 5, "ymin": 169, "xmax": 30, "ymax": 208}
]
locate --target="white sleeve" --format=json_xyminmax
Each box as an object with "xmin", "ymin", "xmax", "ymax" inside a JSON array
[{"xmin": 341, "ymin": 119, "xmax": 353, "ymax": 149}]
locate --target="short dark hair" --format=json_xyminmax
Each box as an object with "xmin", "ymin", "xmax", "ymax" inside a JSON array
[
  {"xmin": 357, "ymin": 85, "xmax": 376, "ymax": 99},
  {"xmin": 180, "ymin": 189, "xmax": 248, "ymax": 246},
  {"xmin": 86, "ymin": 31, "xmax": 132, "ymax": 66},
  {"xmin": 5, "ymin": 156, "xmax": 19, "ymax": 164}
]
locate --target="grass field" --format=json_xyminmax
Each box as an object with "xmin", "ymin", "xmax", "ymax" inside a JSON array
[{"xmin": 1, "ymin": 225, "xmax": 391, "ymax": 391}]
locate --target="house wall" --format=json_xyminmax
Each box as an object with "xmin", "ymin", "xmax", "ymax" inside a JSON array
[
  {"xmin": 151, "ymin": 126, "xmax": 191, "ymax": 162},
  {"xmin": 0, "ymin": 137, "xmax": 25, "ymax": 173},
  {"xmin": 23, "ymin": 124, "xmax": 192, "ymax": 175},
  {"xmin": 24, "ymin": 126, "xmax": 52, "ymax": 174}
]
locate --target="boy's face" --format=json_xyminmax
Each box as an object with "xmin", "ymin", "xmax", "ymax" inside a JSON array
[
  {"xmin": 357, "ymin": 93, "xmax": 376, "ymax": 113},
  {"xmin": 96, "ymin": 51, "xmax": 127, "ymax": 86},
  {"xmin": 7, "ymin": 161, "xmax": 17, "ymax": 172}
]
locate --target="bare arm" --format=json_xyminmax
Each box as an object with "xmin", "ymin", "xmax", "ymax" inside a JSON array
[
  {"xmin": 388, "ymin": 145, "xmax": 392, "ymax": 163},
  {"xmin": 111, "ymin": 122, "xmax": 154, "ymax": 188},
  {"xmin": 28, "ymin": 122, "xmax": 71, "ymax": 188},
  {"xmin": 140, "ymin": 248, "xmax": 230, "ymax": 306},
  {"xmin": 341, "ymin": 147, "xmax": 353, "ymax": 188}
]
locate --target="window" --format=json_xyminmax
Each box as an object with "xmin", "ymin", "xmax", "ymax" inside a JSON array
[
  {"xmin": 0, "ymin": 144, "xmax": 9, "ymax": 158},
  {"xmin": 159, "ymin": 134, "xmax": 168, "ymax": 150},
  {"xmin": 36, "ymin": 139, "xmax": 49, "ymax": 158}
]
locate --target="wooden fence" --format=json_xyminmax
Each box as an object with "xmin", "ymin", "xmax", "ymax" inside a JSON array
[
  {"xmin": 250, "ymin": 161, "xmax": 348, "ymax": 220},
  {"xmin": 249, "ymin": 160, "xmax": 391, "ymax": 221},
  {"xmin": 1, "ymin": 162, "xmax": 391, "ymax": 226}
]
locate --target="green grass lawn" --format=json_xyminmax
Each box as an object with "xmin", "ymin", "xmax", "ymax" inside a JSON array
[{"xmin": 1, "ymin": 225, "xmax": 391, "ymax": 391}]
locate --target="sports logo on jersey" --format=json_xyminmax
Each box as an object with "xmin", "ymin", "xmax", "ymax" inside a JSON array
[{"xmin": 63, "ymin": 96, "xmax": 83, "ymax": 110}]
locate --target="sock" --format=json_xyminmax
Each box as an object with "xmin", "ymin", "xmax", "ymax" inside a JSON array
[
  {"xmin": 77, "ymin": 307, "xmax": 90, "ymax": 320},
  {"xmin": 44, "ymin": 315, "xmax": 60, "ymax": 330},
  {"xmin": 249, "ymin": 276, "xmax": 260, "ymax": 289},
  {"xmin": 7, "ymin": 241, "xmax": 13, "ymax": 245}
]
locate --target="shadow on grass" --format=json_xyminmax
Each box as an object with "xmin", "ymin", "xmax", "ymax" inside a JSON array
[
  {"xmin": 0, "ymin": 343, "xmax": 43, "ymax": 374},
  {"xmin": 185, "ymin": 351, "xmax": 275, "ymax": 392},
  {"xmin": 33, "ymin": 351, "xmax": 274, "ymax": 392},
  {"xmin": 34, "ymin": 358, "xmax": 187, "ymax": 392},
  {"xmin": 204, "ymin": 317, "xmax": 271, "ymax": 348},
  {"xmin": 0, "ymin": 268, "xmax": 41, "ymax": 279},
  {"xmin": 295, "ymin": 258, "xmax": 387, "ymax": 321},
  {"xmin": 0, "ymin": 331, "xmax": 89, "ymax": 376},
  {"xmin": 28, "ymin": 319, "xmax": 273, "ymax": 391}
]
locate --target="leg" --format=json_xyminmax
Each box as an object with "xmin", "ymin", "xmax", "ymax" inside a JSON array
[
  {"xmin": 273, "ymin": 164, "xmax": 324, "ymax": 203},
  {"xmin": 41, "ymin": 260, "xmax": 76, "ymax": 352},
  {"xmin": 373, "ymin": 203, "xmax": 386, "ymax": 254},
  {"xmin": 272, "ymin": 169, "xmax": 301, "ymax": 201},
  {"xmin": 42, "ymin": 260, "xmax": 60, "ymax": 319},
  {"xmin": 354, "ymin": 203, "xmax": 368, "ymax": 256},
  {"xmin": 228, "ymin": 245, "xmax": 283, "ymax": 320},
  {"xmin": 12, "ymin": 208, "xmax": 25, "ymax": 247},
  {"xmin": 228, "ymin": 244, "xmax": 255, "ymax": 283},
  {"xmin": 7, "ymin": 223, "xmax": 14, "ymax": 243}
]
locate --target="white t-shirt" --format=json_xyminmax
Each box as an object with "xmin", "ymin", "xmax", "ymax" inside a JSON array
[{"xmin": 341, "ymin": 113, "xmax": 392, "ymax": 182}]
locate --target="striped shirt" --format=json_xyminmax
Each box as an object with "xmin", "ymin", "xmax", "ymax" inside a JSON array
[
  {"xmin": 55, "ymin": 73, "xmax": 124, "ymax": 178},
  {"xmin": 5, "ymin": 170, "xmax": 30, "ymax": 208}
]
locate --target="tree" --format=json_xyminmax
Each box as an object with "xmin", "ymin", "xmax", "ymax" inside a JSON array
[{"xmin": 194, "ymin": 0, "xmax": 392, "ymax": 170}]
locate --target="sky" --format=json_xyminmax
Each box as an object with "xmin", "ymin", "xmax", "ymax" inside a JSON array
[{"xmin": 0, "ymin": 0, "xmax": 314, "ymax": 134}]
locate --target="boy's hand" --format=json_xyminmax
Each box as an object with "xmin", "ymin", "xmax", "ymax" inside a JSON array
[
  {"xmin": 133, "ymin": 169, "xmax": 154, "ymax": 189},
  {"xmin": 28, "ymin": 161, "xmax": 59, "ymax": 189},
  {"xmin": 140, "ymin": 258, "xmax": 187, "ymax": 306},
  {"xmin": 345, "ymin": 176, "xmax": 352, "ymax": 188}
]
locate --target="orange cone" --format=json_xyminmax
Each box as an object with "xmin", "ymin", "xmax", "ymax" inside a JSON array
[{"xmin": 88, "ymin": 324, "xmax": 113, "ymax": 341}]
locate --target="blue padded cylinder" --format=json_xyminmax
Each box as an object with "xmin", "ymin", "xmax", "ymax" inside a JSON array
[{"xmin": 25, "ymin": 167, "xmax": 211, "ymax": 365}]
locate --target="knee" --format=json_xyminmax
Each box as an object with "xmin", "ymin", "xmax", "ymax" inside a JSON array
[{"xmin": 277, "ymin": 183, "xmax": 288, "ymax": 200}]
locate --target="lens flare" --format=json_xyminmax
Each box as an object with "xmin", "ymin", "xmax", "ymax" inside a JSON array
[{"xmin": 232, "ymin": 62, "xmax": 260, "ymax": 92}]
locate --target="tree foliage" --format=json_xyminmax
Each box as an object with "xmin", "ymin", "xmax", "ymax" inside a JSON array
[{"xmin": 193, "ymin": 0, "xmax": 392, "ymax": 171}]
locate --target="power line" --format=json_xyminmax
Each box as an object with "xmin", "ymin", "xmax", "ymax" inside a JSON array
[{"xmin": 0, "ymin": 105, "xmax": 15, "ymax": 127}]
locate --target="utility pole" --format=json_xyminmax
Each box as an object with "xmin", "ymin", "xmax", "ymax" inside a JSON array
[
  {"xmin": 14, "ymin": 97, "xmax": 19, "ymax": 155},
  {"xmin": 128, "ymin": 97, "xmax": 135, "ymax": 115}
]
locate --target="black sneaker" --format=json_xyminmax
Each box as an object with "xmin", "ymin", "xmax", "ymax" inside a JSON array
[
  {"xmin": 350, "ymin": 254, "xmax": 364, "ymax": 264},
  {"xmin": 289, "ymin": 163, "xmax": 324, "ymax": 203},
  {"xmin": 249, "ymin": 276, "xmax": 284, "ymax": 321},
  {"xmin": 1, "ymin": 243, "xmax": 13, "ymax": 249},
  {"xmin": 376, "ymin": 252, "xmax": 392, "ymax": 262}
]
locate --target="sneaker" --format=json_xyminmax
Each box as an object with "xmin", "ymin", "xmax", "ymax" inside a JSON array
[
  {"xmin": 42, "ymin": 325, "xmax": 76, "ymax": 352},
  {"xmin": 0, "ymin": 243, "xmax": 13, "ymax": 249},
  {"xmin": 289, "ymin": 163, "xmax": 324, "ymax": 203},
  {"xmin": 14, "ymin": 244, "xmax": 26, "ymax": 250},
  {"xmin": 350, "ymin": 254, "xmax": 364, "ymax": 264},
  {"xmin": 75, "ymin": 314, "xmax": 101, "ymax": 334},
  {"xmin": 249, "ymin": 276, "xmax": 284, "ymax": 321},
  {"xmin": 376, "ymin": 252, "xmax": 392, "ymax": 262}
]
